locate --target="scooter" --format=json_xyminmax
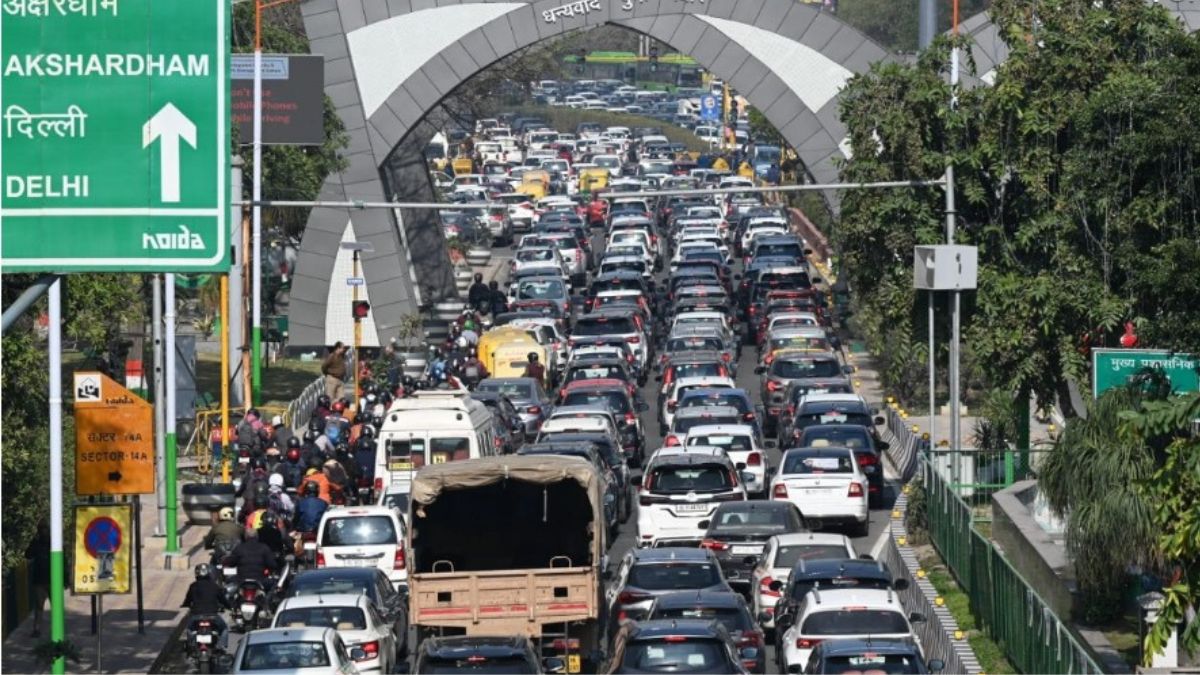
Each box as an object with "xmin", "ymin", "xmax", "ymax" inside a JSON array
[{"xmin": 185, "ymin": 615, "xmax": 229, "ymax": 674}]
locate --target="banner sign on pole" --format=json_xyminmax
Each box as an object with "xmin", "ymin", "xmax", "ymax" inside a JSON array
[
  {"xmin": 231, "ymin": 54, "xmax": 325, "ymax": 145},
  {"xmin": 73, "ymin": 504, "xmax": 133, "ymax": 594}
]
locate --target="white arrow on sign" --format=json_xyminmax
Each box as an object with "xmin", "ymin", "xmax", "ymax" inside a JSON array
[{"xmin": 142, "ymin": 103, "xmax": 196, "ymax": 203}]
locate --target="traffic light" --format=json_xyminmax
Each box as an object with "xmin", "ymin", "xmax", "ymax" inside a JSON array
[
  {"xmin": 351, "ymin": 300, "xmax": 370, "ymax": 320},
  {"xmin": 649, "ymin": 46, "xmax": 659, "ymax": 73}
]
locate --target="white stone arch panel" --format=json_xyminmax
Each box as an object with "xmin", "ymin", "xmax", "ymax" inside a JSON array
[{"xmin": 324, "ymin": 221, "xmax": 381, "ymax": 348}]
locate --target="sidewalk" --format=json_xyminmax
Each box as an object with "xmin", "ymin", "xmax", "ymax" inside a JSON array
[{"xmin": 1, "ymin": 495, "xmax": 207, "ymax": 674}]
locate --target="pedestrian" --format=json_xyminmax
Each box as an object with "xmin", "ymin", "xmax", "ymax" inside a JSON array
[
  {"xmin": 25, "ymin": 520, "xmax": 50, "ymax": 637},
  {"xmin": 467, "ymin": 273, "xmax": 490, "ymax": 314},
  {"xmin": 321, "ymin": 342, "xmax": 348, "ymax": 400},
  {"xmin": 766, "ymin": 162, "xmax": 781, "ymax": 187}
]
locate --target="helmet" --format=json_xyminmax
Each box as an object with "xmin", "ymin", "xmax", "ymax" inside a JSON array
[
  {"xmin": 268, "ymin": 473, "xmax": 284, "ymax": 488},
  {"xmin": 195, "ymin": 563, "xmax": 212, "ymax": 580},
  {"xmin": 249, "ymin": 456, "xmax": 266, "ymax": 471},
  {"xmin": 463, "ymin": 319, "xmax": 476, "ymax": 332},
  {"xmin": 307, "ymin": 418, "xmax": 323, "ymax": 433},
  {"xmin": 332, "ymin": 400, "xmax": 346, "ymax": 413},
  {"xmin": 365, "ymin": 393, "xmax": 377, "ymax": 405},
  {"xmin": 302, "ymin": 429, "xmax": 317, "ymax": 442},
  {"xmin": 402, "ymin": 375, "xmax": 416, "ymax": 389},
  {"xmin": 287, "ymin": 437, "xmax": 301, "ymax": 449},
  {"xmin": 303, "ymin": 481, "xmax": 320, "ymax": 497},
  {"xmin": 286, "ymin": 447, "xmax": 301, "ymax": 462},
  {"xmin": 218, "ymin": 506, "xmax": 235, "ymax": 522},
  {"xmin": 456, "ymin": 336, "xmax": 469, "ymax": 349},
  {"xmin": 528, "ymin": 352, "xmax": 539, "ymax": 362},
  {"xmin": 317, "ymin": 395, "xmax": 331, "ymax": 409},
  {"xmin": 362, "ymin": 424, "xmax": 376, "ymax": 438}
]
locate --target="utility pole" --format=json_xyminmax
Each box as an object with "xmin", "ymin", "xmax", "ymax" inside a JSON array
[
  {"xmin": 947, "ymin": 0, "xmax": 962, "ymax": 453},
  {"xmin": 228, "ymin": 160, "xmax": 245, "ymax": 410},
  {"xmin": 164, "ymin": 274, "xmax": 178, "ymax": 552},
  {"xmin": 48, "ymin": 278, "xmax": 65, "ymax": 675},
  {"xmin": 152, "ymin": 274, "xmax": 166, "ymax": 535},
  {"xmin": 918, "ymin": 0, "xmax": 936, "ymax": 50}
]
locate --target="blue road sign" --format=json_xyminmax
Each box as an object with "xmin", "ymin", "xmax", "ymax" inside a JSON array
[
  {"xmin": 84, "ymin": 516, "xmax": 122, "ymax": 557},
  {"xmin": 700, "ymin": 95, "xmax": 719, "ymax": 121}
]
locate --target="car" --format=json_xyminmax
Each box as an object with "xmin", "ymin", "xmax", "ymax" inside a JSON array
[
  {"xmin": 412, "ymin": 635, "xmax": 561, "ymax": 674},
  {"xmin": 562, "ymin": 356, "xmax": 639, "ymax": 391},
  {"xmin": 531, "ymin": 431, "xmax": 633, "ymax": 523},
  {"xmin": 683, "ymin": 424, "xmax": 769, "ymax": 497},
  {"xmin": 795, "ymin": 424, "xmax": 889, "ymax": 507},
  {"xmin": 674, "ymin": 388, "xmax": 764, "ymax": 443},
  {"xmin": 663, "ymin": 405, "xmax": 744, "ymax": 448},
  {"xmin": 777, "ymin": 380, "xmax": 858, "ymax": 443},
  {"xmin": 605, "ymin": 547, "xmax": 733, "ymax": 635},
  {"xmin": 315, "ymin": 506, "xmax": 409, "ymax": 590},
  {"xmin": 572, "ymin": 313, "xmax": 650, "ymax": 370},
  {"xmin": 518, "ymin": 441, "xmax": 622, "ymax": 537},
  {"xmin": 230, "ymin": 627, "xmax": 359, "ymax": 674},
  {"xmin": 474, "ymin": 377, "xmax": 552, "ymax": 439},
  {"xmin": 803, "ymin": 637, "xmax": 944, "ymax": 674},
  {"xmin": 270, "ymin": 593, "xmax": 406, "ymax": 673},
  {"xmin": 635, "ymin": 446, "xmax": 747, "ymax": 547},
  {"xmin": 777, "ymin": 588, "xmax": 926, "ymax": 674},
  {"xmin": 282, "ymin": 568, "xmax": 407, "ymax": 623},
  {"xmin": 771, "ymin": 447, "xmax": 869, "ymax": 536},
  {"xmin": 757, "ymin": 351, "xmax": 850, "ymax": 437},
  {"xmin": 555, "ymin": 380, "xmax": 647, "ymax": 464},
  {"xmin": 508, "ymin": 276, "xmax": 571, "ymax": 318},
  {"xmin": 656, "ymin": 353, "xmax": 732, "ymax": 398},
  {"xmin": 697, "ymin": 500, "xmax": 806, "ymax": 591},
  {"xmin": 470, "ymin": 391, "xmax": 526, "ymax": 455},
  {"xmin": 644, "ymin": 591, "xmax": 767, "ymax": 673},
  {"xmin": 660, "ymin": 328, "xmax": 738, "ymax": 378},
  {"xmin": 749, "ymin": 533, "xmax": 858, "ymax": 632},
  {"xmin": 605, "ymin": 619, "xmax": 749, "ymax": 674},
  {"xmin": 659, "ymin": 375, "xmax": 736, "ymax": 432}
]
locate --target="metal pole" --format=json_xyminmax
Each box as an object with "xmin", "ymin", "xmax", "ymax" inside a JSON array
[
  {"xmin": 1, "ymin": 273, "xmax": 58, "ymax": 334},
  {"xmin": 242, "ymin": 207, "xmax": 253, "ymax": 410},
  {"xmin": 221, "ymin": 275, "xmax": 231, "ymax": 484},
  {"xmin": 95, "ymin": 594, "xmax": 102, "ymax": 673},
  {"xmin": 929, "ymin": 290, "xmax": 936, "ymax": 446},
  {"xmin": 152, "ymin": 275, "xmax": 166, "ymax": 536},
  {"xmin": 48, "ymin": 278, "xmax": 66, "ymax": 675},
  {"xmin": 353, "ymin": 250, "xmax": 362, "ymax": 405},
  {"xmin": 251, "ymin": 14, "xmax": 264, "ymax": 406},
  {"xmin": 918, "ymin": 0, "xmax": 936, "ymax": 50},
  {"xmin": 947, "ymin": 0, "xmax": 962, "ymax": 453},
  {"xmin": 228, "ymin": 198, "xmax": 245, "ymax": 410},
  {"xmin": 165, "ymin": 274, "xmax": 179, "ymax": 552},
  {"xmin": 133, "ymin": 496, "xmax": 145, "ymax": 634}
]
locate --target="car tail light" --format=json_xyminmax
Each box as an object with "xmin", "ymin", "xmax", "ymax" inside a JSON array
[
  {"xmin": 527, "ymin": 405, "xmax": 541, "ymax": 415},
  {"xmin": 316, "ymin": 551, "xmax": 325, "ymax": 567},
  {"xmin": 797, "ymin": 638, "xmax": 823, "ymax": 649},
  {"xmin": 628, "ymin": 335, "xmax": 640, "ymax": 344},
  {"xmin": 617, "ymin": 590, "xmax": 651, "ymax": 605},
  {"xmin": 848, "ymin": 482, "xmax": 865, "ymax": 498},
  {"xmin": 393, "ymin": 548, "xmax": 407, "ymax": 570},
  {"xmin": 241, "ymin": 588, "xmax": 257, "ymax": 602},
  {"xmin": 664, "ymin": 435, "xmax": 680, "ymax": 447},
  {"xmin": 772, "ymin": 484, "xmax": 788, "ymax": 499},
  {"xmin": 374, "ymin": 477, "xmax": 383, "ymax": 492},
  {"xmin": 700, "ymin": 538, "xmax": 729, "ymax": 551},
  {"xmin": 786, "ymin": 404, "xmax": 795, "ymax": 416},
  {"xmin": 352, "ymin": 641, "xmax": 379, "ymax": 661},
  {"xmin": 739, "ymin": 630, "xmax": 764, "ymax": 648},
  {"xmin": 721, "ymin": 353, "xmax": 731, "ymax": 362},
  {"xmin": 747, "ymin": 452, "xmax": 762, "ymax": 467},
  {"xmin": 759, "ymin": 576, "xmax": 781, "ymax": 598},
  {"xmin": 551, "ymin": 638, "xmax": 581, "ymax": 650},
  {"xmin": 625, "ymin": 412, "xmax": 637, "ymax": 424},
  {"xmin": 766, "ymin": 380, "xmax": 781, "ymax": 392}
]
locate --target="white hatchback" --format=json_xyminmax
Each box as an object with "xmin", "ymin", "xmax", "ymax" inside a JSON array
[
  {"xmin": 779, "ymin": 588, "xmax": 924, "ymax": 672},
  {"xmin": 271, "ymin": 593, "xmax": 404, "ymax": 674},
  {"xmin": 316, "ymin": 506, "xmax": 408, "ymax": 591},
  {"xmin": 770, "ymin": 447, "xmax": 868, "ymax": 536},
  {"xmin": 684, "ymin": 424, "xmax": 769, "ymax": 497},
  {"xmin": 635, "ymin": 446, "xmax": 747, "ymax": 547}
]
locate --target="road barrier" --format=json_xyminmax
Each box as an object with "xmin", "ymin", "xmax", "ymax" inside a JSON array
[
  {"xmin": 284, "ymin": 375, "xmax": 325, "ymax": 433},
  {"xmin": 882, "ymin": 405, "xmax": 926, "ymax": 482}
]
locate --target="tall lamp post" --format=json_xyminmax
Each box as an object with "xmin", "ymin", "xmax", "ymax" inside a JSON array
[{"xmin": 341, "ymin": 241, "xmax": 374, "ymax": 406}]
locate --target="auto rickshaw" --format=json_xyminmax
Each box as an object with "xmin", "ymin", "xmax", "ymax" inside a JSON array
[
  {"xmin": 451, "ymin": 157, "xmax": 474, "ymax": 176},
  {"xmin": 477, "ymin": 326, "xmax": 546, "ymax": 378}
]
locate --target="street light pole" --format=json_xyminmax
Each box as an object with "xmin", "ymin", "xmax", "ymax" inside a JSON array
[{"xmin": 948, "ymin": 0, "xmax": 962, "ymax": 453}]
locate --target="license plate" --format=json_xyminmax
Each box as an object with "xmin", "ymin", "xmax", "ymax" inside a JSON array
[
  {"xmin": 238, "ymin": 456, "xmax": 249, "ymax": 465},
  {"xmin": 389, "ymin": 461, "xmax": 412, "ymax": 471},
  {"xmin": 241, "ymin": 604, "xmax": 257, "ymax": 615},
  {"xmin": 732, "ymin": 545, "xmax": 762, "ymax": 556},
  {"xmin": 303, "ymin": 542, "xmax": 316, "ymax": 551},
  {"xmin": 674, "ymin": 504, "xmax": 709, "ymax": 513},
  {"xmin": 222, "ymin": 568, "xmax": 237, "ymax": 577},
  {"xmin": 568, "ymin": 654, "xmax": 582, "ymax": 673},
  {"xmin": 195, "ymin": 634, "xmax": 213, "ymax": 644},
  {"xmin": 338, "ymin": 557, "xmax": 377, "ymax": 567}
]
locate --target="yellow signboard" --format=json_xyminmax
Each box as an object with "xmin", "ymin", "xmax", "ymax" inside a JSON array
[
  {"xmin": 73, "ymin": 504, "xmax": 132, "ymax": 594},
  {"xmin": 73, "ymin": 372, "xmax": 155, "ymax": 496}
]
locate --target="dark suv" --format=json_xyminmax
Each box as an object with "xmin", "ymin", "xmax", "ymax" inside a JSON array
[
  {"xmin": 803, "ymin": 637, "xmax": 944, "ymax": 674},
  {"xmin": 413, "ymin": 635, "xmax": 561, "ymax": 674},
  {"xmin": 699, "ymin": 501, "xmax": 806, "ymax": 592},
  {"xmin": 756, "ymin": 352, "xmax": 850, "ymax": 436},
  {"xmin": 606, "ymin": 619, "xmax": 748, "ymax": 674},
  {"xmin": 645, "ymin": 591, "xmax": 766, "ymax": 673}
]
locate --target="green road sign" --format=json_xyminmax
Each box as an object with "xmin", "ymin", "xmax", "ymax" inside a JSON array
[
  {"xmin": 1092, "ymin": 348, "xmax": 1200, "ymax": 398},
  {"xmin": 1, "ymin": 0, "xmax": 229, "ymax": 272}
]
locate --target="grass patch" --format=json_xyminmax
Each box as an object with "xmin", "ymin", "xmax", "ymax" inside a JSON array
[
  {"xmin": 1095, "ymin": 614, "xmax": 1141, "ymax": 667},
  {"xmin": 917, "ymin": 546, "xmax": 1017, "ymax": 674},
  {"xmin": 194, "ymin": 352, "xmax": 321, "ymax": 408}
]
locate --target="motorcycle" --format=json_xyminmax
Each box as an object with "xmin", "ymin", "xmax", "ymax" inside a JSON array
[
  {"xmin": 356, "ymin": 477, "xmax": 374, "ymax": 506},
  {"xmin": 185, "ymin": 615, "xmax": 228, "ymax": 674},
  {"xmin": 226, "ymin": 555, "xmax": 293, "ymax": 632}
]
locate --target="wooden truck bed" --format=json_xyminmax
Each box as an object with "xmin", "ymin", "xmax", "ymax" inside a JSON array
[{"xmin": 410, "ymin": 567, "xmax": 599, "ymax": 636}]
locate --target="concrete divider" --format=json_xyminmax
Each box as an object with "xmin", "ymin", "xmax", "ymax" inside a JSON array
[
  {"xmin": 788, "ymin": 207, "xmax": 831, "ymax": 261},
  {"xmin": 883, "ymin": 406, "xmax": 924, "ymax": 483}
]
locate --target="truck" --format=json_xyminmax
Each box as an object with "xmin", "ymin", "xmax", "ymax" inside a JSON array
[{"xmin": 407, "ymin": 455, "xmax": 608, "ymax": 672}]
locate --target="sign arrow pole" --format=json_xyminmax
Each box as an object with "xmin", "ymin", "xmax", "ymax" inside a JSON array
[{"xmin": 142, "ymin": 103, "xmax": 196, "ymax": 203}]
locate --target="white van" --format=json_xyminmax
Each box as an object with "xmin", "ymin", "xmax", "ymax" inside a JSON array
[
  {"xmin": 373, "ymin": 390, "xmax": 497, "ymax": 493},
  {"xmin": 315, "ymin": 505, "xmax": 409, "ymax": 590}
]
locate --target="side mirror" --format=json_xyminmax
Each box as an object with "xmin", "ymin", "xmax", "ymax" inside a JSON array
[
  {"xmin": 893, "ymin": 578, "xmax": 910, "ymax": 591},
  {"xmin": 735, "ymin": 462, "xmax": 747, "ymax": 471},
  {"xmin": 697, "ymin": 520, "xmax": 710, "ymax": 530},
  {"xmin": 804, "ymin": 248, "xmax": 814, "ymax": 255},
  {"xmin": 874, "ymin": 416, "xmax": 885, "ymax": 426},
  {"xmin": 877, "ymin": 440, "xmax": 890, "ymax": 451},
  {"xmin": 349, "ymin": 647, "xmax": 367, "ymax": 661},
  {"xmin": 811, "ymin": 277, "xmax": 822, "ymax": 285},
  {"xmin": 630, "ymin": 475, "xmax": 642, "ymax": 488},
  {"xmin": 742, "ymin": 556, "xmax": 758, "ymax": 566},
  {"xmin": 768, "ymin": 579, "xmax": 784, "ymax": 592},
  {"xmin": 909, "ymin": 611, "xmax": 927, "ymax": 623},
  {"xmin": 733, "ymin": 273, "xmax": 742, "ymax": 280},
  {"xmin": 927, "ymin": 659, "xmax": 946, "ymax": 673},
  {"xmin": 740, "ymin": 471, "xmax": 756, "ymax": 485},
  {"xmin": 859, "ymin": 554, "xmax": 874, "ymax": 560},
  {"xmin": 757, "ymin": 611, "xmax": 772, "ymax": 625},
  {"xmin": 543, "ymin": 657, "xmax": 567, "ymax": 674}
]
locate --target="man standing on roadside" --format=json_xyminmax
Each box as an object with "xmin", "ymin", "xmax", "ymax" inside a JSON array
[{"xmin": 321, "ymin": 342, "xmax": 348, "ymax": 400}]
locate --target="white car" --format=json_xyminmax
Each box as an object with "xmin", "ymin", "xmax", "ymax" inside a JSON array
[
  {"xmin": 660, "ymin": 375, "xmax": 737, "ymax": 431},
  {"xmin": 770, "ymin": 447, "xmax": 868, "ymax": 536},
  {"xmin": 635, "ymin": 446, "xmax": 747, "ymax": 547},
  {"xmin": 511, "ymin": 246, "xmax": 570, "ymax": 280},
  {"xmin": 766, "ymin": 312, "xmax": 821, "ymax": 332},
  {"xmin": 271, "ymin": 593, "xmax": 405, "ymax": 674},
  {"xmin": 684, "ymin": 424, "xmax": 769, "ymax": 497},
  {"xmin": 316, "ymin": 506, "xmax": 409, "ymax": 590},
  {"xmin": 749, "ymin": 532, "xmax": 857, "ymax": 630},
  {"xmin": 231, "ymin": 627, "xmax": 359, "ymax": 674},
  {"xmin": 778, "ymin": 588, "xmax": 924, "ymax": 672}
]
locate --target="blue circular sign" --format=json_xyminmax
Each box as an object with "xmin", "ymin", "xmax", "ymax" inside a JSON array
[{"xmin": 84, "ymin": 516, "xmax": 121, "ymax": 558}]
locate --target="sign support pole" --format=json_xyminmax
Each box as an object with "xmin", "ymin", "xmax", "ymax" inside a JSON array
[
  {"xmin": 48, "ymin": 277, "xmax": 66, "ymax": 675},
  {"xmin": 152, "ymin": 275, "xmax": 166, "ymax": 535},
  {"xmin": 221, "ymin": 275, "xmax": 232, "ymax": 484},
  {"xmin": 251, "ymin": 10, "xmax": 264, "ymax": 406},
  {"xmin": 165, "ymin": 275, "xmax": 179, "ymax": 552},
  {"xmin": 353, "ymin": 249, "xmax": 362, "ymax": 404},
  {"xmin": 133, "ymin": 495, "xmax": 145, "ymax": 633}
]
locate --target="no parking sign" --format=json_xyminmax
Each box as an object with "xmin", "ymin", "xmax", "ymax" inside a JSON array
[{"xmin": 73, "ymin": 504, "xmax": 132, "ymax": 594}]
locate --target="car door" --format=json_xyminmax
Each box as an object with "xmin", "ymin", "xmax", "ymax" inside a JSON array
[{"xmin": 366, "ymin": 603, "xmax": 394, "ymax": 669}]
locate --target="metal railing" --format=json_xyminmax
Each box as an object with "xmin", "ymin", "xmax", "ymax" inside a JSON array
[
  {"xmin": 284, "ymin": 376, "xmax": 325, "ymax": 433},
  {"xmin": 922, "ymin": 454, "xmax": 1104, "ymax": 674}
]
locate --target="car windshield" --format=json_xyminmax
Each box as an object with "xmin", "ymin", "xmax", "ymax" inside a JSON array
[
  {"xmin": 418, "ymin": 656, "xmax": 533, "ymax": 673},
  {"xmin": 774, "ymin": 545, "xmax": 852, "ymax": 569},
  {"xmin": 801, "ymin": 427, "xmax": 872, "ymax": 448},
  {"xmin": 771, "ymin": 358, "xmax": 841, "ymax": 379},
  {"xmin": 649, "ymin": 607, "xmax": 751, "ymax": 633},
  {"xmin": 686, "ymin": 434, "xmax": 752, "ymax": 451},
  {"xmin": 518, "ymin": 280, "xmax": 565, "ymax": 299},
  {"xmin": 647, "ymin": 464, "xmax": 733, "ymax": 493},
  {"xmin": 782, "ymin": 453, "xmax": 855, "ymax": 475},
  {"xmin": 275, "ymin": 606, "xmax": 366, "ymax": 630},
  {"xmin": 288, "ymin": 574, "xmax": 374, "ymax": 600},
  {"xmin": 562, "ymin": 390, "xmax": 631, "ymax": 414},
  {"xmin": 627, "ymin": 563, "xmax": 723, "ymax": 590},
  {"xmin": 574, "ymin": 317, "xmax": 636, "ymax": 335},
  {"xmin": 240, "ymin": 642, "xmax": 330, "ymax": 671},
  {"xmin": 801, "ymin": 609, "xmax": 910, "ymax": 635},
  {"xmin": 620, "ymin": 638, "xmax": 729, "ymax": 673},
  {"xmin": 824, "ymin": 653, "xmax": 923, "ymax": 674},
  {"xmin": 320, "ymin": 515, "xmax": 397, "ymax": 547}
]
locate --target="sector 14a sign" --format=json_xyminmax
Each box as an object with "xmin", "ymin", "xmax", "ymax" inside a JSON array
[
  {"xmin": 74, "ymin": 372, "xmax": 155, "ymax": 496},
  {"xmin": 0, "ymin": 0, "xmax": 230, "ymax": 272}
]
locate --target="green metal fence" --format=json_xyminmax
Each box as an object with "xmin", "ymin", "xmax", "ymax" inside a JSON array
[{"xmin": 923, "ymin": 456, "xmax": 1104, "ymax": 674}]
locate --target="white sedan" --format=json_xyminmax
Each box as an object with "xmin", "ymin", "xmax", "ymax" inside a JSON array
[
  {"xmin": 749, "ymin": 532, "xmax": 857, "ymax": 630},
  {"xmin": 231, "ymin": 626, "xmax": 360, "ymax": 674},
  {"xmin": 270, "ymin": 593, "xmax": 404, "ymax": 673},
  {"xmin": 770, "ymin": 447, "xmax": 868, "ymax": 536}
]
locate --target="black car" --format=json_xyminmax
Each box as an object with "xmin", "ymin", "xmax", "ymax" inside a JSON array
[
  {"xmin": 803, "ymin": 637, "xmax": 944, "ymax": 674},
  {"xmin": 413, "ymin": 635, "xmax": 561, "ymax": 674},
  {"xmin": 530, "ymin": 431, "xmax": 632, "ymax": 520},
  {"xmin": 699, "ymin": 502, "xmax": 806, "ymax": 592},
  {"xmin": 282, "ymin": 567, "xmax": 406, "ymax": 622},
  {"xmin": 606, "ymin": 619, "xmax": 748, "ymax": 674},
  {"xmin": 794, "ymin": 424, "xmax": 889, "ymax": 507},
  {"xmin": 769, "ymin": 559, "xmax": 909, "ymax": 654},
  {"xmin": 645, "ymin": 591, "xmax": 767, "ymax": 674},
  {"xmin": 607, "ymin": 548, "xmax": 733, "ymax": 639},
  {"xmin": 470, "ymin": 391, "xmax": 525, "ymax": 454}
]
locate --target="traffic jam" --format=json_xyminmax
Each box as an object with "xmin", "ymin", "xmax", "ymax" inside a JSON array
[{"xmin": 188, "ymin": 117, "xmax": 938, "ymax": 675}]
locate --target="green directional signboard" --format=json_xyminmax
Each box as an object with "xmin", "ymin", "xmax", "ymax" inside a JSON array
[
  {"xmin": 1092, "ymin": 349, "xmax": 1200, "ymax": 398},
  {"xmin": 1, "ymin": 0, "xmax": 229, "ymax": 272}
]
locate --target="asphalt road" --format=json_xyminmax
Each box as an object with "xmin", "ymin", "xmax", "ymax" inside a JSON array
[{"xmin": 160, "ymin": 231, "xmax": 899, "ymax": 674}]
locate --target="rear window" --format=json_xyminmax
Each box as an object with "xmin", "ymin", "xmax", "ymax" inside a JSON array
[
  {"xmin": 418, "ymin": 655, "xmax": 533, "ymax": 674},
  {"xmin": 566, "ymin": 364, "xmax": 626, "ymax": 382},
  {"xmin": 649, "ymin": 606, "xmax": 752, "ymax": 633},
  {"xmin": 574, "ymin": 317, "xmax": 636, "ymax": 336},
  {"xmin": 240, "ymin": 642, "xmax": 329, "ymax": 671},
  {"xmin": 477, "ymin": 381, "xmax": 533, "ymax": 399},
  {"xmin": 800, "ymin": 609, "xmax": 910, "ymax": 636},
  {"xmin": 667, "ymin": 337, "xmax": 723, "ymax": 352},
  {"xmin": 670, "ymin": 363, "xmax": 726, "ymax": 380},
  {"xmin": 517, "ymin": 280, "xmax": 565, "ymax": 300},
  {"xmin": 685, "ymin": 434, "xmax": 752, "ymax": 451},
  {"xmin": 275, "ymin": 605, "xmax": 366, "ymax": 630},
  {"xmin": 627, "ymin": 562, "xmax": 723, "ymax": 590},
  {"xmin": 710, "ymin": 508, "xmax": 791, "ymax": 532},
  {"xmin": 790, "ymin": 575, "xmax": 892, "ymax": 600},
  {"xmin": 824, "ymin": 653, "xmax": 923, "ymax": 674},
  {"xmin": 782, "ymin": 453, "xmax": 855, "ymax": 475},
  {"xmin": 770, "ymin": 358, "xmax": 842, "ymax": 379},
  {"xmin": 800, "ymin": 427, "xmax": 872, "ymax": 449},
  {"xmin": 647, "ymin": 463, "xmax": 733, "ymax": 493},
  {"xmin": 680, "ymin": 394, "xmax": 749, "ymax": 414},
  {"xmin": 562, "ymin": 390, "xmax": 631, "ymax": 415},
  {"xmin": 770, "ymin": 336, "xmax": 829, "ymax": 352},
  {"xmin": 621, "ymin": 638, "xmax": 728, "ymax": 673},
  {"xmin": 672, "ymin": 414, "xmax": 740, "ymax": 435},
  {"xmin": 774, "ymin": 545, "xmax": 852, "ymax": 569},
  {"xmin": 321, "ymin": 515, "xmax": 397, "ymax": 547}
]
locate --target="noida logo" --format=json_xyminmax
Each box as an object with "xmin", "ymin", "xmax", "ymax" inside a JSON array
[{"xmin": 143, "ymin": 224, "xmax": 204, "ymax": 250}]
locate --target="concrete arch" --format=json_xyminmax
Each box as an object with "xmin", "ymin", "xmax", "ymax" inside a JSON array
[{"xmin": 289, "ymin": 0, "xmax": 895, "ymax": 348}]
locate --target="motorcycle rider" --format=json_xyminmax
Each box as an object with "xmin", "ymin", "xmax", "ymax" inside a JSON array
[
  {"xmin": 266, "ymin": 473, "xmax": 295, "ymax": 521},
  {"xmin": 300, "ymin": 466, "xmax": 333, "ymax": 504},
  {"xmin": 523, "ymin": 352, "xmax": 546, "ymax": 387},
  {"xmin": 293, "ymin": 481, "xmax": 327, "ymax": 534},
  {"xmin": 311, "ymin": 394, "xmax": 332, "ymax": 424},
  {"xmin": 280, "ymin": 440, "xmax": 305, "ymax": 489},
  {"xmin": 203, "ymin": 507, "xmax": 244, "ymax": 565},
  {"xmin": 181, "ymin": 563, "xmax": 231, "ymax": 651},
  {"xmin": 226, "ymin": 527, "xmax": 278, "ymax": 586}
]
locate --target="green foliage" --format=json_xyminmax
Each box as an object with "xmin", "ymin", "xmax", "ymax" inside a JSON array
[
  {"xmin": 747, "ymin": 107, "xmax": 782, "ymax": 147},
  {"xmin": 904, "ymin": 477, "xmax": 929, "ymax": 544}
]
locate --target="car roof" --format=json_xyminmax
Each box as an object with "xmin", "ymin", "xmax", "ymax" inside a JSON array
[
  {"xmin": 801, "ymin": 587, "xmax": 902, "ymax": 610},
  {"xmin": 713, "ymin": 500, "xmax": 794, "ymax": 515},
  {"xmin": 632, "ymin": 547, "xmax": 714, "ymax": 563},
  {"xmin": 245, "ymin": 627, "xmax": 333, "ymax": 644},
  {"xmin": 679, "ymin": 388, "xmax": 750, "ymax": 399},
  {"xmin": 562, "ymin": 378, "xmax": 628, "ymax": 391},
  {"xmin": 549, "ymin": 404, "xmax": 616, "ymax": 417},
  {"xmin": 815, "ymin": 637, "xmax": 923, "ymax": 656},
  {"xmin": 789, "ymin": 557, "xmax": 892, "ymax": 579},
  {"xmin": 673, "ymin": 375, "xmax": 735, "ymax": 387},
  {"xmin": 674, "ymin": 405, "xmax": 741, "ymax": 419},
  {"xmin": 801, "ymin": 393, "xmax": 866, "ymax": 404},
  {"xmin": 771, "ymin": 532, "xmax": 853, "ymax": 547},
  {"xmin": 651, "ymin": 590, "xmax": 745, "ymax": 609},
  {"xmin": 276, "ymin": 593, "xmax": 367, "ymax": 611},
  {"xmin": 684, "ymin": 424, "xmax": 755, "ymax": 437},
  {"xmin": 650, "ymin": 446, "xmax": 728, "ymax": 462},
  {"xmin": 627, "ymin": 619, "xmax": 728, "ymax": 640}
]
